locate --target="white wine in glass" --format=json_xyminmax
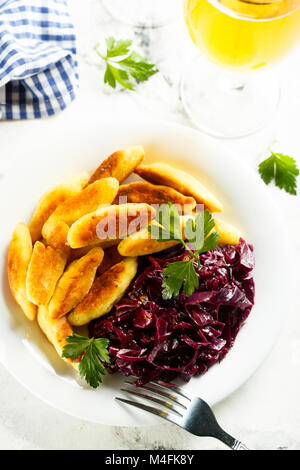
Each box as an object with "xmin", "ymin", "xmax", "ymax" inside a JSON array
[{"xmin": 182, "ymin": 0, "xmax": 300, "ymax": 138}]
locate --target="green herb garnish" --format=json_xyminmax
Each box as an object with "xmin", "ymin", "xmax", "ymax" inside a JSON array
[
  {"xmin": 149, "ymin": 203, "xmax": 219, "ymax": 300},
  {"xmin": 94, "ymin": 37, "xmax": 158, "ymax": 91},
  {"xmin": 62, "ymin": 333, "xmax": 110, "ymax": 388},
  {"xmin": 258, "ymin": 151, "xmax": 299, "ymax": 195}
]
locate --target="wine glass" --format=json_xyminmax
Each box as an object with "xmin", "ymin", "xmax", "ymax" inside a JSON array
[
  {"xmin": 181, "ymin": 0, "xmax": 300, "ymax": 138},
  {"xmin": 102, "ymin": 0, "xmax": 182, "ymax": 28}
]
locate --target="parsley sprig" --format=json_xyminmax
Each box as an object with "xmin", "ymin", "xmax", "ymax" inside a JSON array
[
  {"xmin": 149, "ymin": 203, "xmax": 219, "ymax": 300},
  {"xmin": 258, "ymin": 151, "xmax": 299, "ymax": 195},
  {"xmin": 62, "ymin": 333, "xmax": 110, "ymax": 388},
  {"xmin": 94, "ymin": 37, "xmax": 158, "ymax": 91}
]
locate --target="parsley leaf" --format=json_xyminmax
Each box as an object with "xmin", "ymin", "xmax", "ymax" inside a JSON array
[
  {"xmin": 258, "ymin": 151, "xmax": 299, "ymax": 195},
  {"xmin": 162, "ymin": 260, "xmax": 199, "ymax": 299},
  {"xmin": 199, "ymin": 231, "xmax": 220, "ymax": 254},
  {"xmin": 105, "ymin": 37, "xmax": 131, "ymax": 58},
  {"xmin": 62, "ymin": 333, "xmax": 110, "ymax": 388},
  {"xmin": 79, "ymin": 342, "xmax": 107, "ymax": 389},
  {"xmin": 61, "ymin": 333, "xmax": 91, "ymax": 359},
  {"xmin": 95, "ymin": 37, "xmax": 158, "ymax": 91},
  {"xmin": 149, "ymin": 204, "xmax": 219, "ymax": 299},
  {"xmin": 120, "ymin": 52, "xmax": 158, "ymax": 82}
]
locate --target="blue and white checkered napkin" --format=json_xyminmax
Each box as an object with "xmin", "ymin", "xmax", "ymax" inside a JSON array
[{"xmin": 0, "ymin": 0, "xmax": 78, "ymax": 119}]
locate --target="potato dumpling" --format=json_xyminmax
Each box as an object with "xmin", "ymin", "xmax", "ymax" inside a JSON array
[
  {"xmin": 29, "ymin": 172, "xmax": 89, "ymax": 243},
  {"xmin": 68, "ymin": 257, "xmax": 138, "ymax": 326},
  {"xmin": 118, "ymin": 216, "xmax": 190, "ymax": 257},
  {"xmin": 37, "ymin": 305, "xmax": 78, "ymax": 369},
  {"xmin": 118, "ymin": 215, "xmax": 242, "ymax": 257},
  {"xmin": 135, "ymin": 162, "xmax": 223, "ymax": 213},
  {"xmin": 42, "ymin": 177, "xmax": 119, "ymax": 248},
  {"xmin": 49, "ymin": 247, "xmax": 104, "ymax": 319},
  {"xmin": 87, "ymin": 145, "xmax": 144, "ymax": 186},
  {"xmin": 8, "ymin": 223, "xmax": 37, "ymax": 321},
  {"xmin": 26, "ymin": 241, "xmax": 67, "ymax": 306},
  {"xmin": 114, "ymin": 181, "xmax": 196, "ymax": 209},
  {"xmin": 67, "ymin": 203, "xmax": 156, "ymax": 249},
  {"xmin": 118, "ymin": 229, "xmax": 179, "ymax": 257}
]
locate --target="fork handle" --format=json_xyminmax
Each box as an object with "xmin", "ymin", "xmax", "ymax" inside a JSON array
[{"xmin": 214, "ymin": 428, "xmax": 249, "ymax": 450}]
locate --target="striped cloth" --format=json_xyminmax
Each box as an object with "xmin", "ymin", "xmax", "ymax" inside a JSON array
[{"xmin": 0, "ymin": 0, "xmax": 78, "ymax": 119}]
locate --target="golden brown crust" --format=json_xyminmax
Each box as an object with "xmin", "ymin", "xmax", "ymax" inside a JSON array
[
  {"xmin": 87, "ymin": 146, "xmax": 144, "ymax": 185},
  {"xmin": 113, "ymin": 182, "xmax": 196, "ymax": 208},
  {"xmin": 8, "ymin": 223, "xmax": 37, "ymax": 321},
  {"xmin": 135, "ymin": 163, "xmax": 223, "ymax": 213},
  {"xmin": 29, "ymin": 188, "xmax": 72, "ymax": 244},
  {"xmin": 49, "ymin": 247, "xmax": 104, "ymax": 319},
  {"xmin": 52, "ymin": 178, "xmax": 119, "ymax": 225},
  {"xmin": 67, "ymin": 203, "xmax": 156, "ymax": 249},
  {"xmin": 42, "ymin": 178, "xmax": 119, "ymax": 248},
  {"xmin": 26, "ymin": 241, "xmax": 67, "ymax": 306},
  {"xmin": 68, "ymin": 257, "xmax": 138, "ymax": 326},
  {"xmin": 29, "ymin": 173, "xmax": 89, "ymax": 243},
  {"xmin": 37, "ymin": 305, "xmax": 78, "ymax": 369}
]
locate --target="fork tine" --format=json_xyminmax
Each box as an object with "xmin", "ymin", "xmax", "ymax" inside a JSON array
[
  {"xmin": 124, "ymin": 380, "xmax": 188, "ymax": 408},
  {"xmin": 150, "ymin": 381, "xmax": 193, "ymax": 401},
  {"xmin": 115, "ymin": 397, "xmax": 182, "ymax": 426},
  {"xmin": 120, "ymin": 388, "xmax": 184, "ymax": 416}
]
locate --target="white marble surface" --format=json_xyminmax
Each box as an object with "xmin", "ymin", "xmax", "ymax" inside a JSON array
[{"xmin": 0, "ymin": 0, "xmax": 300, "ymax": 450}]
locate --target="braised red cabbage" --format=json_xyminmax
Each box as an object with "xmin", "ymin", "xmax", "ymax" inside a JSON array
[{"xmin": 89, "ymin": 240, "xmax": 255, "ymax": 386}]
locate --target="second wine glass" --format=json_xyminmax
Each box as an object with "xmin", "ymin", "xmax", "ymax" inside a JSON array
[{"xmin": 103, "ymin": 0, "xmax": 182, "ymax": 28}]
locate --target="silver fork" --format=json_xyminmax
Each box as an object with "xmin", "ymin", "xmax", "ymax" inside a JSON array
[{"xmin": 116, "ymin": 380, "xmax": 249, "ymax": 450}]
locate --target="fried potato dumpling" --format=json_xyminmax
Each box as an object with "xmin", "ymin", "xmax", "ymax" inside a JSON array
[
  {"xmin": 67, "ymin": 203, "xmax": 156, "ymax": 249},
  {"xmin": 29, "ymin": 172, "xmax": 89, "ymax": 243},
  {"xmin": 114, "ymin": 181, "xmax": 196, "ymax": 209},
  {"xmin": 118, "ymin": 215, "xmax": 242, "ymax": 257},
  {"xmin": 97, "ymin": 246, "xmax": 124, "ymax": 276},
  {"xmin": 26, "ymin": 241, "xmax": 67, "ymax": 306},
  {"xmin": 135, "ymin": 163, "xmax": 223, "ymax": 213},
  {"xmin": 118, "ymin": 228, "xmax": 179, "ymax": 257},
  {"xmin": 49, "ymin": 247, "xmax": 104, "ymax": 319},
  {"xmin": 37, "ymin": 305, "xmax": 78, "ymax": 369},
  {"xmin": 42, "ymin": 177, "xmax": 119, "ymax": 247},
  {"xmin": 214, "ymin": 219, "xmax": 242, "ymax": 246},
  {"xmin": 87, "ymin": 146, "xmax": 144, "ymax": 186},
  {"xmin": 8, "ymin": 223, "xmax": 37, "ymax": 321},
  {"xmin": 117, "ymin": 216, "xmax": 188, "ymax": 257},
  {"xmin": 41, "ymin": 219, "xmax": 71, "ymax": 255},
  {"xmin": 68, "ymin": 257, "xmax": 138, "ymax": 326}
]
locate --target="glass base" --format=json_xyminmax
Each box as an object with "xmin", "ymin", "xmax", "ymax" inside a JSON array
[
  {"xmin": 102, "ymin": 0, "xmax": 182, "ymax": 28},
  {"xmin": 180, "ymin": 56, "xmax": 280, "ymax": 139}
]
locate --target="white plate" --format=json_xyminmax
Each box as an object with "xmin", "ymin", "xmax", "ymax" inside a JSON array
[{"xmin": 0, "ymin": 118, "xmax": 290, "ymax": 426}]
